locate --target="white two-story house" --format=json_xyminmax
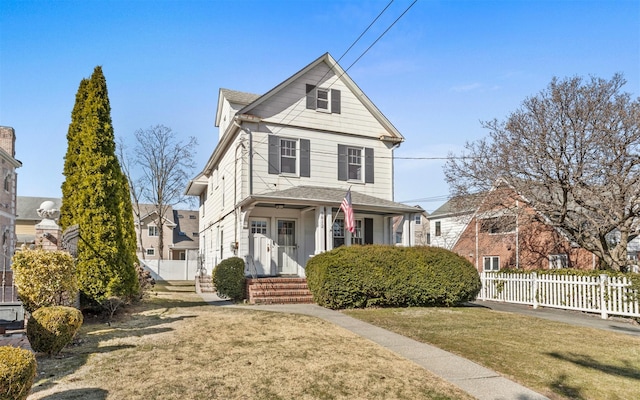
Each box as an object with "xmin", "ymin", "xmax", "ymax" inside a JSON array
[{"xmin": 186, "ymin": 53, "xmax": 422, "ymax": 278}]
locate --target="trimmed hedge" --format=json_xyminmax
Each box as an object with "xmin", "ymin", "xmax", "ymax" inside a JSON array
[
  {"xmin": 26, "ymin": 306, "xmax": 83, "ymax": 356},
  {"xmin": 0, "ymin": 346, "xmax": 37, "ymax": 400},
  {"xmin": 305, "ymin": 245, "xmax": 481, "ymax": 309},
  {"xmin": 12, "ymin": 249, "xmax": 78, "ymax": 314},
  {"xmin": 213, "ymin": 257, "xmax": 246, "ymax": 301}
]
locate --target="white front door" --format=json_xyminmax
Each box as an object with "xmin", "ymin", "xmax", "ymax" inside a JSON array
[
  {"xmin": 249, "ymin": 219, "xmax": 272, "ymax": 276},
  {"xmin": 276, "ymin": 219, "xmax": 298, "ymax": 275}
]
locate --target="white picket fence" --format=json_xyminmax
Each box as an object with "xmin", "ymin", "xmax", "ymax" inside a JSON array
[{"xmin": 479, "ymin": 272, "xmax": 640, "ymax": 319}]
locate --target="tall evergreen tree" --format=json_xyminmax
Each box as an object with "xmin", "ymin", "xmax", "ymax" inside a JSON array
[{"xmin": 60, "ymin": 66, "xmax": 139, "ymax": 305}]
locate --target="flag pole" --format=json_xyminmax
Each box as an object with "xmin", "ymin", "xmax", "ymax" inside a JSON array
[{"xmin": 332, "ymin": 186, "xmax": 352, "ymax": 226}]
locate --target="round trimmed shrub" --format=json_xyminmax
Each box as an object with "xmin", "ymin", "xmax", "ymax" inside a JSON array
[
  {"xmin": 306, "ymin": 245, "xmax": 481, "ymax": 309},
  {"xmin": 26, "ymin": 306, "xmax": 83, "ymax": 356},
  {"xmin": 213, "ymin": 257, "xmax": 246, "ymax": 301},
  {"xmin": 0, "ymin": 346, "xmax": 37, "ymax": 400},
  {"xmin": 12, "ymin": 248, "xmax": 78, "ymax": 313}
]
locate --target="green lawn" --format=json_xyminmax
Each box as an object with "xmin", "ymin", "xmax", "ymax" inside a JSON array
[{"xmin": 344, "ymin": 306, "xmax": 640, "ymax": 400}]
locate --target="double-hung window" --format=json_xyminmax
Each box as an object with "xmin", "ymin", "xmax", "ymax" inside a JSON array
[
  {"xmin": 268, "ymin": 136, "xmax": 310, "ymax": 177},
  {"xmin": 483, "ymin": 256, "xmax": 500, "ymax": 271},
  {"xmin": 306, "ymin": 84, "xmax": 341, "ymax": 114},
  {"xmin": 338, "ymin": 145, "xmax": 374, "ymax": 183},
  {"xmin": 348, "ymin": 148, "xmax": 362, "ymax": 180},
  {"xmin": 316, "ymin": 88, "xmax": 329, "ymax": 111},
  {"xmin": 148, "ymin": 226, "xmax": 159, "ymax": 237},
  {"xmin": 280, "ymin": 139, "xmax": 297, "ymax": 174}
]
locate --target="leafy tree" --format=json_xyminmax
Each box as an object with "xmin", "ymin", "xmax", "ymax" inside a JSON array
[
  {"xmin": 60, "ymin": 66, "xmax": 139, "ymax": 305},
  {"xmin": 119, "ymin": 125, "xmax": 197, "ymax": 263},
  {"xmin": 444, "ymin": 74, "xmax": 640, "ymax": 271}
]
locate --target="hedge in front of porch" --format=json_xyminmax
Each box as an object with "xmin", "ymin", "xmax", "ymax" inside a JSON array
[{"xmin": 305, "ymin": 245, "xmax": 481, "ymax": 309}]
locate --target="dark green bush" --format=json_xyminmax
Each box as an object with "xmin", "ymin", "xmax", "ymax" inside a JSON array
[
  {"xmin": 305, "ymin": 245, "xmax": 481, "ymax": 309},
  {"xmin": 213, "ymin": 257, "xmax": 246, "ymax": 301},
  {"xmin": 26, "ymin": 306, "xmax": 83, "ymax": 356},
  {"xmin": 0, "ymin": 346, "xmax": 37, "ymax": 400}
]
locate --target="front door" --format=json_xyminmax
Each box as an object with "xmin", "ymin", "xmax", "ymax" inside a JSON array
[
  {"xmin": 249, "ymin": 219, "xmax": 272, "ymax": 276},
  {"xmin": 276, "ymin": 220, "xmax": 297, "ymax": 275}
]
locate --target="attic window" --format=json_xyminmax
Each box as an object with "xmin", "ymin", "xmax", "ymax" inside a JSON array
[
  {"xmin": 189, "ymin": 215, "xmax": 196, "ymax": 219},
  {"xmin": 316, "ymin": 88, "xmax": 329, "ymax": 110},
  {"xmin": 178, "ymin": 214, "xmax": 184, "ymax": 218},
  {"xmin": 306, "ymin": 84, "xmax": 341, "ymax": 114}
]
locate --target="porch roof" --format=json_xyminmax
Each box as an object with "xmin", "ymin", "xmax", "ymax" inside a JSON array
[{"xmin": 239, "ymin": 186, "xmax": 423, "ymax": 215}]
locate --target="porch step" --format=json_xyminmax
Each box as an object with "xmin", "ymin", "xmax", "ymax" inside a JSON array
[
  {"xmin": 195, "ymin": 275, "xmax": 216, "ymax": 294},
  {"xmin": 246, "ymin": 277, "xmax": 315, "ymax": 305}
]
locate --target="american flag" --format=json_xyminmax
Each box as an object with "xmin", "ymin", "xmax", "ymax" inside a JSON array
[{"xmin": 341, "ymin": 189, "xmax": 355, "ymax": 233}]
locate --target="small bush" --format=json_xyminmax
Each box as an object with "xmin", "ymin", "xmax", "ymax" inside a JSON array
[
  {"xmin": 213, "ymin": 257, "xmax": 246, "ymax": 301},
  {"xmin": 0, "ymin": 346, "xmax": 37, "ymax": 400},
  {"xmin": 306, "ymin": 245, "xmax": 481, "ymax": 309},
  {"xmin": 135, "ymin": 263, "xmax": 155, "ymax": 300},
  {"xmin": 12, "ymin": 248, "xmax": 78, "ymax": 313},
  {"xmin": 26, "ymin": 306, "xmax": 83, "ymax": 356}
]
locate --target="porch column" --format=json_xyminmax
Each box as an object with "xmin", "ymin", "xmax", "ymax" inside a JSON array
[
  {"xmin": 314, "ymin": 207, "xmax": 325, "ymax": 254},
  {"xmin": 402, "ymin": 213, "xmax": 412, "ymax": 247},
  {"xmin": 324, "ymin": 207, "xmax": 333, "ymax": 252},
  {"xmin": 383, "ymin": 216, "xmax": 391, "ymax": 244}
]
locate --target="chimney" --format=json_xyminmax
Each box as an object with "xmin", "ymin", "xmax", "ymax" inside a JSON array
[{"xmin": 0, "ymin": 126, "xmax": 16, "ymax": 157}]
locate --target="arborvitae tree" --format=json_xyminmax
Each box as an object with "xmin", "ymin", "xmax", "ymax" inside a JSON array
[
  {"xmin": 59, "ymin": 78, "xmax": 88, "ymax": 229},
  {"xmin": 60, "ymin": 66, "xmax": 139, "ymax": 306}
]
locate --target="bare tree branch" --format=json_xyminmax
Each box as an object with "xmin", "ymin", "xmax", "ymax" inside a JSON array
[{"xmin": 445, "ymin": 74, "xmax": 640, "ymax": 271}]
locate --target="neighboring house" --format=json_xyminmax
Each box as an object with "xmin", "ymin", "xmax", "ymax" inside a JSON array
[
  {"xmin": 428, "ymin": 195, "xmax": 480, "ymax": 250},
  {"xmin": 133, "ymin": 204, "xmax": 199, "ymax": 260},
  {"xmin": 393, "ymin": 209, "xmax": 429, "ymax": 246},
  {"xmin": 186, "ymin": 53, "xmax": 423, "ymax": 278},
  {"xmin": 0, "ymin": 126, "xmax": 23, "ymax": 327},
  {"xmin": 16, "ymin": 196, "xmax": 62, "ymax": 247},
  {"xmin": 432, "ymin": 183, "xmax": 598, "ymax": 272}
]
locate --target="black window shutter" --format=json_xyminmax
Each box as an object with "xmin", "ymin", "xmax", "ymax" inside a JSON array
[
  {"xmin": 268, "ymin": 135, "xmax": 279, "ymax": 174},
  {"xmin": 365, "ymin": 147, "xmax": 374, "ymax": 183},
  {"xmin": 364, "ymin": 218, "xmax": 373, "ymax": 244},
  {"xmin": 331, "ymin": 89, "xmax": 341, "ymax": 114},
  {"xmin": 337, "ymin": 144, "xmax": 347, "ymax": 181},
  {"xmin": 306, "ymin": 84, "xmax": 316, "ymax": 109},
  {"xmin": 300, "ymin": 139, "xmax": 310, "ymax": 177}
]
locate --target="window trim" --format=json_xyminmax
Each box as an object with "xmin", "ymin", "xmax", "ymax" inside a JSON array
[
  {"xmin": 148, "ymin": 225, "xmax": 159, "ymax": 237},
  {"xmin": 483, "ymin": 256, "xmax": 500, "ymax": 271}
]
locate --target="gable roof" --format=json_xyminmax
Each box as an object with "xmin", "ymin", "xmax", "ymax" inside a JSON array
[
  {"xmin": 135, "ymin": 204, "xmax": 177, "ymax": 227},
  {"xmin": 238, "ymin": 53, "xmax": 404, "ymax": 142},
  {"xmin": 215, "ymin": 88, "xmax": 261, "ymax": 127}
]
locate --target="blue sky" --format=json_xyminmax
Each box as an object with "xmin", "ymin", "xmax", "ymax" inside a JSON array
[{"xmin": 1, "ymin": 0, "xmax": 638, "ymax": 212}]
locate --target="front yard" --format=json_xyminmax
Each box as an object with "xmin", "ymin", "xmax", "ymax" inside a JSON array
[
  {"xmin": 344, "ymin": 307, "xmax": 640, "ymax": 400},
  {"xmin": 26, "ymin": 287, "xmax": 471, "ymax": 400}
]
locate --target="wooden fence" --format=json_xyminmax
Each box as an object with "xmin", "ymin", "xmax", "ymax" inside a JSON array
[{"xmin": 479, "ymin": 272, "xmax": 640, "ymax": 319}]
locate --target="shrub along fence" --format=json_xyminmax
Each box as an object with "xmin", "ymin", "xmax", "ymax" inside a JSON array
[{"xmin": 479, "ymin": 271, "xmax": 640, "ymax": 319}]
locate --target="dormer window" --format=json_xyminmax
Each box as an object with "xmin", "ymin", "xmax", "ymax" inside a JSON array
[{"xmin": 306, "ymin": 84, "xmax": 341, "ymax": 114}]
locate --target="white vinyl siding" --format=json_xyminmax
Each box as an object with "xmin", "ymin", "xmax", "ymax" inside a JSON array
[{"xmin": 252, "ymin": 64, "xmax": 388, "ymax": 139}]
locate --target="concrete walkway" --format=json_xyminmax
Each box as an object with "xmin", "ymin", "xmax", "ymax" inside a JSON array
[{"xmin": 200, "ymin": 293, "xmax": 549, "ymax": 400}]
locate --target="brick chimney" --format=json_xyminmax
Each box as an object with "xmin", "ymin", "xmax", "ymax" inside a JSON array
[{"xmin": 0, "ymin": 126, "xmax": 16, "ymax": 157}]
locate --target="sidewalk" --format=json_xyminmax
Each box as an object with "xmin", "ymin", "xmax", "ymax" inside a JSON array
[
  {"xmin": 0, "ymin": 331, "xmax": 32, "ymax": 351},
  {"xmin": 200, "ymin": 293, "xmax": 549, "ymax": 400}
]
